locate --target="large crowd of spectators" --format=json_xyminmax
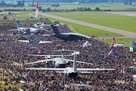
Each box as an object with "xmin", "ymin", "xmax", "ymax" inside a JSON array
[{"xmin": 0, "ymin": 22, "xmax": 135, "ymax": 91}]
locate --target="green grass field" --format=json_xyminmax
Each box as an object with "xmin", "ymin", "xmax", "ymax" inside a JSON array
[
  {"xmin": 0, "ymin": 12, "xmax": 32, "ymax": 21},
  {"xmin": 47, "ymin": 12, "xmax": 136, "ymax": 33},
  {"xmin": 0, "ymin": 12, "xmax": 52, "ymax": 24},
  {"xmin": 15, "ymin": 12, "xmax": 34, "ymax": 20}
]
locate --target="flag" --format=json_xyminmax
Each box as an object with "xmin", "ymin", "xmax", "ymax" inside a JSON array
[
  {"xmin": 134, "ymin": 62, "xmax": 136, "ymax": 65},
  {"xmin": 55, "ymin": 44, "xmax": 62, "ymax": 49},
  {"xmin": 36, "ymin": 2, "xmax": 38, "ymax": 10},
  {"xmin": 38, "ymin": 49, "xmax": 42, "ymax": 54},
  {"xmin": 108, "ymin": 47, "xmax": 115, "ymax": 56},
  {"xmin": 83, "ymin": 41, "xmax": 92, "ymax": 47},
  {"xmin": 112, "ymin": 37, "xmax": 116, "ymax": 46},
  {"xmin": 35, "ymin": 2, "xmax": 39, "ymax": 18}
]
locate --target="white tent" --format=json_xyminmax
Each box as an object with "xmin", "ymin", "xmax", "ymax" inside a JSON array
[
  {"xmin": 19, "ymin": 88, "xmax": 24, "ymax": 91},
  {"xmin": 133, "ymin": 75, "xmax": 136, "ymax": 81},
  {"xmin": 20, "ymin": 80, "xmax": 25, "ymax": 84}
]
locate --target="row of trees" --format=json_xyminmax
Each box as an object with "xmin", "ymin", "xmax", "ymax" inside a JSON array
[
  {"xmin": 38, "ymin": 0, "xmax": 136, "ymax": 5},
  {"xmin": 0, "ymin": 1, "xmax": 24, "ymax": 7},
  {"xmin": 42, "ymin": 7, "xmax": 110, "ymax": 12},
  {"xmin": 42, "ymin": 7, "xmax": 91, "ymax": 12}
]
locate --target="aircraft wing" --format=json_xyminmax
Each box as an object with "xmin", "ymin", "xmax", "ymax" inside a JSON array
[
  {"xmin": 28, "ymin": 54, "xmax": 71, "ymax": 57},
  {"xmin": 42, "ymin": 34, "xmax": 55, "ymax": 37},
  {"xmin": 79, "ymin": 71, "xmax": 93, "ymax": 74},
  {"xmin": 25, "ymin": 67, "xmax": 65, "ymax": 71},
  {"xmin": 39, "ymin": 41, "xmax": 53, "ymax": 44},
  {"xmin": 77, "ymin": 68, "xmax": 115, "ymax": 73},
  {"xmin": 64, "ymin": 59, "xmax": 93, "ymax": 65},
  {"xmin": 75, "ymin": 61, "xmax": 93, "ymax": 65},
  {"xmin": 26, "ymin": 59, "xmax": 54, "ymax": 64}
]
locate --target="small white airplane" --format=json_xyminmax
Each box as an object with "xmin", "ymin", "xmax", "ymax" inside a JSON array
[{"xmin": 26, "ymin": 51, "xmax": 115, "ymax": 78}]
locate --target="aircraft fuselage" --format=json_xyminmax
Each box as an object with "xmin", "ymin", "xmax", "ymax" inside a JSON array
[{"xmin": 55, "ymin": 33, "xmax": 87, "ymax": 41}]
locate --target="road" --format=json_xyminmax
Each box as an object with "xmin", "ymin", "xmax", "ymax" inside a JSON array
[
  {"xmin": 42, "ymin": 13, "xmax": 136, "ymax": 38},
  {"xmin": 108, "ymin": 11, "xmax": 136, "ymax": 17}
]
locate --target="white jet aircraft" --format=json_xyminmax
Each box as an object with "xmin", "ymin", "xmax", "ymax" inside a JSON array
[{"xmin": 26, "ymin": 50, "xmax": 83, "ymax": 67}]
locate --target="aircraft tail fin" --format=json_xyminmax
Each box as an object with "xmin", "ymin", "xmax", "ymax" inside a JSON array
[
  {"xmin": 35, "ymin": 2, "xmax": 39, "ymax": 18},
  {"xmin": 51, "ymin": 24, "xmax": 61, "ymax": 36},
  {"xmin": 28, "ymin": 35, "xmax": 40, "ymax": 45}
]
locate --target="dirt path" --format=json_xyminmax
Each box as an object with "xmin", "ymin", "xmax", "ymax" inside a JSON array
[{"xmin": 42, "ymin": 13, "xmax": 136, "ymax": 38}]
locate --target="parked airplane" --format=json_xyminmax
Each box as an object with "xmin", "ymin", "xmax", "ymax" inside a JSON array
[
  {"xmin": 26, "ymin": 51, "xmax": 115, "ymax": 78},
  {"xmin": 26, "ymin": 50, "xmax": 81, "ymax": 68},
  {"xmin": 11, "ymin": 20, "xmax": 45, "ymax": 35},
  {"xmin": 51, "ymin": 24, "xmax": 92, "ymax": 42},
  {"xmin": 11, "ymin": 2, "xmax": 44, "ymax": 35},
  {"xmin": 26, "ymin": 57, "xmax": 93, "ymax": 68}
]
